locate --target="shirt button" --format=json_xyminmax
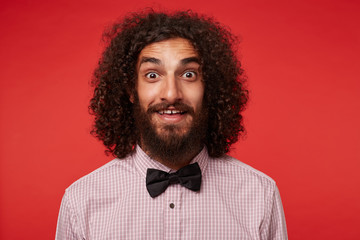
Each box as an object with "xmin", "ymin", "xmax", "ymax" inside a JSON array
[{"xmin": 169, "ymin": 203, "xmax": 175, "ymax": 209}]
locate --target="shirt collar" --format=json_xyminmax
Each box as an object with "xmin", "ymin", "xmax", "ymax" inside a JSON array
[{"xmin": 133, "ymin": 145, "xmax": 209, "ymax": 178}]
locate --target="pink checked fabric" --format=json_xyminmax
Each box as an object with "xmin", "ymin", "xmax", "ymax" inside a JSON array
[{"xmin": 56, "ymin": 146, "xmax": 287, "ymax": 239}]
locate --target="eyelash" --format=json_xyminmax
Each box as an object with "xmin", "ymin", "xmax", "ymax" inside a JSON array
[
  {"xmin": 144, "ymin": 70, "xmax": 198, "ymax": 80},
  {"xmin": 145, "ymin": 72, "xmax": 159, "ymax": 79},
  {"xmin": 181, "ymin": 71, "xmax": 197, "ymax": 78}
]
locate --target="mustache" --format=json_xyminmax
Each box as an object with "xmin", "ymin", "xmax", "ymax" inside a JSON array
[{"xmin": 147, "ymin": 101, "xmax": 195, "ymax": 115}]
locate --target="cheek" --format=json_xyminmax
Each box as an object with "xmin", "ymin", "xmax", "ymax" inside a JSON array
[
  {"xmin": 137, "ymin": 85, "xmax": 157, "ymax": 106},
  {"xmin": 185, "ymin": 84, "xmax": 204, "ymax": 110}
]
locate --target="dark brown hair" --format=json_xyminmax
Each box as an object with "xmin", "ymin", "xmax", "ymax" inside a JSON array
[{"xmin": 89, "ymin": 9, "xmax": 248, "ymax": 158}]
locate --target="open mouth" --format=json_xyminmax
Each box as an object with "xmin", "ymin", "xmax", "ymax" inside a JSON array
[{"xmin": 157, "ymin": 109, "xmax": 186, "ymax": 115}]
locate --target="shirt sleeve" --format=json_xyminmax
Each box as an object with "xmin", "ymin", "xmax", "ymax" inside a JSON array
[
  {"xmin": 260, "ymin": 185, "xmax": 288, "ymax": 240},
  {"xmin": 55, "ymin": 191, "xmax": 82, "ymax": 240}
]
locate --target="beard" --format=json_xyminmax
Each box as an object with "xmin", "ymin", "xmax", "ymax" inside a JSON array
[{"xmin": 134, "ymin": 98, "xmax": 208, "ymax": 166}]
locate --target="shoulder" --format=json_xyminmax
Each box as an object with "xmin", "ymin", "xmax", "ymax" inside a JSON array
[
  {"xmin": 63, "ymin": 155, "xmax": 138, "ymax": 201},
  {"xmin": 57, "ymin": 156, "xmax": 140, "ymax": 238},
  {"xmin": 206, "ymin": 155, "xmax": 277, "ymax": 192},
  {"xmin": 221, "ymin": 155, "xmax": 275, "ymax": 181}
]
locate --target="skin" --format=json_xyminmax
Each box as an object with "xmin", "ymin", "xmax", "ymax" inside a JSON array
[{"xmin": 135, "ymin": 38, "xmax": 205, "ymax": 169}]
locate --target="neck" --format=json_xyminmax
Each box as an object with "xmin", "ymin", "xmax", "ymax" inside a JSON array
[{"xmin": 140, "ymin": 142, "xmax": 203, "ymax": 170}]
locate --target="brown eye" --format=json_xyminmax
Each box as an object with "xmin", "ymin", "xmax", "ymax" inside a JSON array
[
  {"xmin": 145, "ymin": 72, "xmax": 159, "ymax": 79},
  {"xmin": 182, "ymin": 71, "xmax": 196, "ymax": 78}
]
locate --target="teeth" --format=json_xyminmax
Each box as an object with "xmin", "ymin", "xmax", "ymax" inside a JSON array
[{"xmin": 158, "ymin": 110, "xmax": 183, "ymax": 115}]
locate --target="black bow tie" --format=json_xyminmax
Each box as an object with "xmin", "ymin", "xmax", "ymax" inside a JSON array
[{"xmin": 146, "ymin": 162, "xmax": 202, "ymax": 198}]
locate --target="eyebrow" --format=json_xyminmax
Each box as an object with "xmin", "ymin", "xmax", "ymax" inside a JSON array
[
  {"xmin": 138, "ymin": 56, "xmax": 200, "ymax": 67},
  {"xmin": 181, "ymin": 57, "xmax": 200, "ymax": 65},
  {"xmin": 139, "ymin": 57, "xmax": 161, "ymax": 66}
]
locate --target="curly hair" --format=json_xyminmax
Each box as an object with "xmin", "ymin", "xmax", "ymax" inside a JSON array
[{"xmin": 89, "ymin": 9, "xmax": 248, "ymax": 159}]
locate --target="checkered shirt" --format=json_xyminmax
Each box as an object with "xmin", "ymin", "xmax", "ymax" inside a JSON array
[{"xmin": 56, "ymin": 146, "xmax": 287, "ymax": 239}]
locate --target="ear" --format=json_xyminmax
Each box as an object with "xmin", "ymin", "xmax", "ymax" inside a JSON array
[
  {"xmin": 129, "ymin": 93, "xmax": 134, "ymax": 103},
  {"xmin": 127, "ymin": 79, "xmax": 137, "ymax": 103}
]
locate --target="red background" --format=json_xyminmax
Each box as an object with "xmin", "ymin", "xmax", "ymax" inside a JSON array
[{"xmin": 1, "ymin": 0, "xmax": 359, "ymax": 239}]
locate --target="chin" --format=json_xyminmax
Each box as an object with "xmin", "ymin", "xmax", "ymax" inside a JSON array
[{"xmin": 156, "ymin": 125, "xmax": 191, "ymax": 137}]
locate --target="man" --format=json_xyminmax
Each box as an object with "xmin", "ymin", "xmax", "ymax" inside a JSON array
[{"xmin": 56, "ymin": 10, "xmax": 287, "ymax": 239}]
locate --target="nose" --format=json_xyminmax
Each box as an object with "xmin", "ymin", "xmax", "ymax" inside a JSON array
[{"xmin": 160, "ymin": 75, "xmax": 182, "ymax": 103}]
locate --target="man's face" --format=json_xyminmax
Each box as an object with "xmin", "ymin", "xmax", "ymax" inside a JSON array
[
  {"xmin": 134, "ymin": 38, "xmax": 206, "ymax": 165},
  {"xmin": 136, "ymin": 38, "xmax": 205, "ymax": 139}
]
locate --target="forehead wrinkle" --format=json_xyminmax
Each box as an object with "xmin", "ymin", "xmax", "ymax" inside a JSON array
[{"xmin": 138, "ymin": 38, "xmax": 199, "ymax": 70}]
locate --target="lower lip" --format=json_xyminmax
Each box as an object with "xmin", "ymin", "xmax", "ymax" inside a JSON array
[{"xmin": 155, "ymin": 113, "xmax": 186, "ymax": 124}]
